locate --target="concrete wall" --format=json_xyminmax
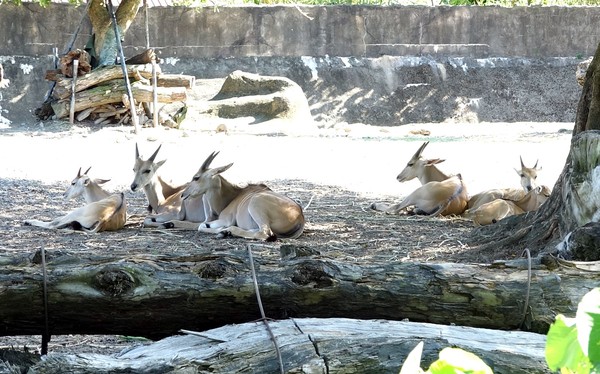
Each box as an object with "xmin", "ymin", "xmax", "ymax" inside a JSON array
[
  {"xmin": 0, "ymin": 3, "xmax": 594, "ymax": 126},
  {"xmin": 1, "ymin": 3, "xmax": 599, "ymax": 58}
]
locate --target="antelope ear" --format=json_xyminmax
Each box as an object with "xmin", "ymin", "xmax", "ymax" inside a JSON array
[
  {"xmin": 514, "ymin": 168, "xmax": 521, "ymax": 176},
  {"xmin": 96, "ymin": 179, "xmax": 111, "ymax": 185},
  {"xmin": 426, "ymin": 158, "xmax": 445, "ymax": 166},
  {"xmin": 155, "ymin": 160, "xmax": 167, "ymax": 170},
  {"xmin": 212, "ymin": 163, "xmax": 233, "ymax": 176}
]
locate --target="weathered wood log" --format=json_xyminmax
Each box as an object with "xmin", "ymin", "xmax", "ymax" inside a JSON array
[
  {"xmin": 0, "ymin": 249, "xmax": 597, "ymax": 340},
  {"xmin": 50, "ymin": 81, "xmax": 186, "ymax": 119},
  {"xmin": 59, "ymin": 49, "xmax": 91, "ymax": 78},
  {"xmin": 157, "ymin": 74, "xmax": 195, "ymax": 89},
  {"xmin": 25, "ymin": 318, "xmax": 550, "ymax": 374},
  {"xmin": 51, "ymin": 64, "xmax": 160, "ymax": 100},
  {"xmin": 124, "ymin": 48, "xmax": 158, "ymax": 65}
]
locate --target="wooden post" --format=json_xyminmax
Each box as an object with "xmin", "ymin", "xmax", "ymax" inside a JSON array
[
  {"xmin": 69, "ymin": 59, "xmax": 78, "ymax": 125},
  {"xmin": 152, "ymin": 60, "xmax": 158, "ymax": 127}
]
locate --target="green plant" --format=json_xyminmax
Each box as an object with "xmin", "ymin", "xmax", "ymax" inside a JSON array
[
  {"xmin": 400, "ymin": 341, "xmax": 493, "ymax": 374},
  {"xmin": 545, "ymin": 288, "xmax": 600, "ymax": 374}
]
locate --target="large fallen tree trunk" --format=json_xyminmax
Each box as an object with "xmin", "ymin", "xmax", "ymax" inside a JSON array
[
  {"xmin": 26, "ymin": 318, "xmax": 550, "ymax": 374},
  {"xmin": 1, "ymin": 248, "xmax": 596, "ymax": 339}
]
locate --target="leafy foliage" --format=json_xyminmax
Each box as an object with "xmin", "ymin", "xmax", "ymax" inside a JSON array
[
  {"xmin": 546, "ymin": 288, "xmax": 600, "ymax": 374},
  {"xmin": 400, "ymin": 342, "xmax": 493, "ymax": 374}
]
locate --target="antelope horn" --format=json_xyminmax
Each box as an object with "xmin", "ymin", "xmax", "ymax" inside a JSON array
[
  {"xmin": 412, "ymin": 141, "xmax": 430, "ymax": 160},
  {"xmin": 84, "ymin": 166, "xmax": 92, "ymax": 175},
  {"xmin": 148, "ymin": 144, "xmax": 162, "ymax": 162},
  {"xmin": 77, "ymin": 167, "xmax": 82, "ymax": 178},
  {"xmin": 135, "ymin": 143, "xmax": 140, "ymax": 159},
  {"xmin": 201, "ymin": 151, "xmax": 220, "ymax": 172},
  {"xmin": 520, "ymin": 155, "xmax": 525, "ymax": 169}
]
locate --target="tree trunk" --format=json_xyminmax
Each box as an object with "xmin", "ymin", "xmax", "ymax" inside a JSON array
[
  {"xmin": 0, "ymin": 249, "xmax": 596, "ymax": 339},
  {"xmin": 87, "ymin": 0, "xmax": 142, "ymax": 67},
  {"xmin": 468, "ymin": 41, "xmax": 600, "ymax": 255},
  {"xmin": 24, "ymin": 318, "xmax": 550, "ymax": 374}
]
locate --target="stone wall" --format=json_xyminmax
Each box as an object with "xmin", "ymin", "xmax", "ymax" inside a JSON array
[{"xmin": 0, "ymin": 3, "xmax": 593, "ymax": 126}]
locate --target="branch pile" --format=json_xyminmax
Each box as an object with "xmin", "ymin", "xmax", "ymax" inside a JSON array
[{"xmin": 43, "ymin": 49, "xmax": 194, "ymax": 127}]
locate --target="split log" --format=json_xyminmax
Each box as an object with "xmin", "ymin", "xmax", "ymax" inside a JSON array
[
  {"xmin": 59, "ymin": 49, "xmax": 91, "ymax": 78},
  {"xmin": 26, "ymin": 318, "xmax": 549, "ymax": 374},
  {"xmin": 0, "ymin": 249, "xmax": 597, "ymax": 340},
  {"xmin": 50, "ymin": 81, "xmax": 186, "ymax": 119},
  {"xmin": 157, "ymin": 74, "xmax": 195, "ymax": 89},
  {"xmin": 51, "ymin": 64, "xmax": 161, "ymax": 100}
]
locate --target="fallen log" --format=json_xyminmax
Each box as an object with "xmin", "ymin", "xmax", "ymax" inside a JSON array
[
  {"xmin": 25, "ymin": 318, "xmax": 550, "ymax": 374},
  {"xmin": 50, "ymin": 81, "xmax": 186, "ymax": 119},
  {"xmin": 0, "ymin": 248, "xmax": 596, "ymax": 340},
  {"xmin": 51, "ymin": 64, "xmax": 160, "ymax": 100}
]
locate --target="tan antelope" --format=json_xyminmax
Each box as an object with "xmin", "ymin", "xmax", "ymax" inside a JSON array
[
  {"xmin": 170, "ymin": 151, "xmax": 305, "ymax": 241},
  {"xmin": 463, "ymin": 185, "xmax": 551, "ymax": 226},
  {"xmin": 467, "ymin": 188, "xmax": 525, "ymax": 211},
  {"xmin": 371, "ymin": 174, "xmax": 469, "ymax": 216},
  {"xmin": 131, "ymin": 144, "xmax": 207, "ymax": 227},
  {"xmin": 24, "ymin": 168, "xmax": 127, "ymax": 233},
  {"xmin": 372, "ymin": 142, "xmax": 468, "ymax": 216},
  {"xmin": 516, "ymin": 156, "xmax": 541, "ymax": 192},
  {"xmin": 396, "ymin": 141, "xmax": 449, "ymax": 184}
]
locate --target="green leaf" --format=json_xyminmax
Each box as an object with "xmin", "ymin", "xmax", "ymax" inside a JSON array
[
  {"xmin": 576, "ymin": 288, "xmax": 600, "ymax": 364},
  {"xmin": 427, "ymin": 347, "xmax": 493, "ymax": 374},
  {"xmin": 399, "ymin": 341, "xmax": 424, "ymax": 374},
  {"xmin": 546, "ymin": 314, "xmax": 588, "ymax": 371}
]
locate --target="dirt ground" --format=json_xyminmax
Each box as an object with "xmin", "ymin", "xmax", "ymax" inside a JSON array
[{"xmin": 0, "ymin": 118, "xmax": 572, "ymax": 361}]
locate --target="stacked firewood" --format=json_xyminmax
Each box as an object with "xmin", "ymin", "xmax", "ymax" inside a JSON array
[{"xmin": 44, "ymin": 49, "xmax": 194, "ymax": 127}]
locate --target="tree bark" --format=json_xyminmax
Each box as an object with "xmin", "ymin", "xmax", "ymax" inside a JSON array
[
  {"xmin": 468, "ymin": 41, "xmax": 600, "ymax": 254},
  {"xmin": 87, "ymin": 0, "xmax": 142, "ymax": 67},
  {"xmin": 0, "ymin": 249, "xmax": 596, "ymax": 339},
  {"xmin": 25, "ymin": 318, "xmax": 550, "ymax": 374}
]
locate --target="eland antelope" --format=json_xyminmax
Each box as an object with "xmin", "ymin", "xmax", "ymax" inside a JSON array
[
  {"xmin": 168, "ymin": 151, "xmax": 305, "ymax": 241},
  {"xmin": 372, "ymin": 142, "xmax": 468, "ymax": 216},
  {"xmin": 516, "ymin": 156, "xmax": 541, "ymax": 192},
  {"xmin": 24, "ymin": 168, "xmax": 126, "ymax": 232},
  {"xmin": 372, "ymin": 174, "xmax": 468, "ymax": 216},
  {"xmin": 462, "ymin": 185, "xmax": 551, "ymax": 225},
  {"xmin": 131, "ymin": 144, "xmax": 207, "ymax": 227}
]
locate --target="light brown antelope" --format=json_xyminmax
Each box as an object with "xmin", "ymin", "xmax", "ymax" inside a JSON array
[
  {"xmin": 24, "ymin": 169, "xmax": 127, "ymax": 232},
  {"xmin": 463, "ymin": 185, "xmax": 551, "ymax": 225},
  {"xmin": 396, "ymin": 141, "xmax": 449, "ymax": 184},
  {"xmin": 371, "ymin": 174, "xmax": 468, "ymax": 216},
  {"xmin": 64, "ymin": 167, "xmax": 111, "ymax": 203},
  {"xmin": 516, "ymin": 156, "xmax": 541, "ymax": 192},
  {"xmin": 131, "ymin": 144, "xmax": 207, "ymax": 227},
  {"xmin": 466, "ymin": 187, "xmax": 525, "ymax": 211},
  {"xmin": 172, "ymin": 151, "xmax": 305, "ymax": 241}
]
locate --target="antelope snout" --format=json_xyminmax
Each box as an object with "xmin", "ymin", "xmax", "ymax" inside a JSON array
[{"xmin": 131, "ymin": 183, "xmax": 138, "ymax": 192}]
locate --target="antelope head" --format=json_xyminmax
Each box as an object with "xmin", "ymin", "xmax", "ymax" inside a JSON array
[
  {"xmin": 131, "ymin": 144, "xmax": 166, "ymax": 192},
  {"xmin": 64, "ymin": 167, "xmax": 110, "ymax": 200},
  {"xmin": 182, "ymin": 151, "xmax": 232, "ymax": 200},
  {"xmin": 396, "ymin": 141, "xmax": 447, "ymax": 184},
  {"xmin": 515, "ymin": 156, "xmax": 541, "ymax": 192}
]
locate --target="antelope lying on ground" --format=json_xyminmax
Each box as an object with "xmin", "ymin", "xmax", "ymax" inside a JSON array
[
  {"xmin": 516, "ymin": 156, "xmax": 541, "ymax": 192},
  {"xmin": 462, "ymin": 185, "xmax": 551, "ymax": 226},
  {"xmin": 372, "ymin": 142, "xmax": 468, "ymax": 216},
  {"xmin": 168, "ymin": 151, "xmax": 305, "ymax": 241},
  {"xmin": 371, "ymin": 174, "xmax": 469, "ymax": 216},
  {"xmin": 24, "ymin": 168, "xmax": 127, "ymax": 232},
  {"xmin": 131, "ymin": 144, "xmax": 207, "ymax": 227},
  {"xmin": 396, "ymin": 141, "xmax": 449, "ymax": 184}
]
